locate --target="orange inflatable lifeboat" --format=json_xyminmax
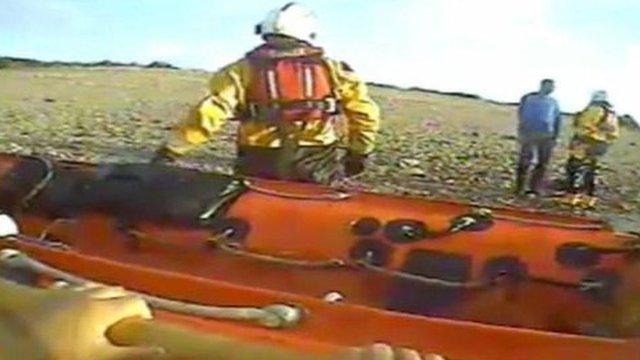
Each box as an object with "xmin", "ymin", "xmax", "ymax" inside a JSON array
[{"xmin": 0, "ymin": 152, "xmax": 639, "ymax": 359}]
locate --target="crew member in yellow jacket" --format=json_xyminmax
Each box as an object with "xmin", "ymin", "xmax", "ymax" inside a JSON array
[
  {"xmin": 565, "ymin": 90, "xmax": 619, "ymax": 201},
  {"xmin": 155, "ymin": 3, "xmax": 380, "ymax": 185}
]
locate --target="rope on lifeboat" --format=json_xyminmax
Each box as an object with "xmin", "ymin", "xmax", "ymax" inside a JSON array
[
  {"xmin": 1, "ymin": 222, "xmax": 72, "ymax": 250},
  {"xmin": 455, "ymin": 207, "xmax": 605, "ymax": 231},
  {"xmin": 10, "ymin": 234, "xmax": 71, "ymax": 251},
  {"xmin": 7, "ymin": 217, "xmax": 626, "ymax": 298},
  {"xmin": 37, "ymin": 218, "xmax": 77, "ymax": 241},
  {"xmin": 209, "ymin": 231, "xmax": 618, "ymax": 293},
  {"xmin": 356, "ymin": 256, "xmax": 612, "ymax": 293},
  {"xmin": 3, "ymin": 230, "xmax": 617, "ymax": 298},
  {"xmin": 242, "ymin": 179, "xmax": 351, "ymax": 201},
  {"xmin": 0, "ymin": 248, "xmax": 304, "ymax": 329},
  {"xmin": 0, "ymin": 218, "xmax": 77, "ymax": 251},
  {"xmin": 210, "ymin": 231, "xmax": 490, "ymax": 289},
  {"xmin": 491, "ymin": 213, "xmax": 605, "ymax": 231},
  {"xmin": 356, "ymin": 258, "xmax": 489, "ymax": 289},
  {"xmin": 20, "ymin": 155, "xmax": 55, "ymax": 209},
  {"xmin": 528, "ymin": 276, "xmax": 604, "ymax": 292},
  {"xmin": 208, "ymin": 230, "xmax": 346, "ymax": 269}
]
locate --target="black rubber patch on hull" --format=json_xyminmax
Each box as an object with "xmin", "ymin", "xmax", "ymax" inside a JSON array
[
  {"xmin": 556, "ymin": 242, "xmax": 601, "ymax": 268},
  {"xmin": 383, "ymin": 219, "xmax": 429, "ymax": 244},
  {"xmin": 349, "ymin": 238, "xmax": 393, "ymax": 266},
  {"xmin": 482, "ymin": 256, "xmax": 528, "ymax": 283},
  {"xmin": 350, "ymin": 217, "xmax": 381, "ymax": 236},
  {"xmin": 386, "ymin": 249, "xmax": 472, "ymax": 316}
]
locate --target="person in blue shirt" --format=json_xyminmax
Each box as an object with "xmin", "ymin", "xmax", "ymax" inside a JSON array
[{"xmin": 515, "ymin": 79, "xmax": 561, "ymax": 196}]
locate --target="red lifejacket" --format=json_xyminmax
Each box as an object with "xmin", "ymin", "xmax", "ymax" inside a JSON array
[{"xmin": 243, "ymin": 44, "xmax": 339, "ymax": 122}]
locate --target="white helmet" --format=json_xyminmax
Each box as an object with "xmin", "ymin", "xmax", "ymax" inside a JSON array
[
  {"xmin": 591, "ymin": 90, "xmax": 608, "ymax": 103},
  {"xmin": 0, "ymin": 214, "xmax": 19, "ymax": 238},
  {"xmin": 255, "ymin": 3, "xmax": 319, "ymax": 44}
]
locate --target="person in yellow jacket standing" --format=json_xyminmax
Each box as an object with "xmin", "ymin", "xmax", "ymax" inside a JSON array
[
  {"xmin": 154, "ymin": 3, "xmax": 380, "ymax": 185},
  {"xmin": 564, "ymin": 90, "xmax": 619, "ymax": 205}
]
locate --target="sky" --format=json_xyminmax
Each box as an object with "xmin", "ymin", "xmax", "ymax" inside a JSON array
[{"xmin": 2, "ymin": 0, "xmax": 639, "ymax": 118}]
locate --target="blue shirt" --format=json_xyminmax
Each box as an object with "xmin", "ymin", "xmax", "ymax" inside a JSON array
[{"xmin": 518, "ymin": 92, "xmax": 561, "ymax": 138}]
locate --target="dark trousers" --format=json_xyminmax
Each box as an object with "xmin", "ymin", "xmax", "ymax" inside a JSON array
[
  {"xmin": 566, "ymin": 156, "xmax": 598, "ymax": 195},
  {"xmin": 516, "ymin": 136, "xmax": 556, "ymax": 193},
  {"xmin": 565, "ymin": 138, "xmax": 608, "ymax": 195},
  {"xmin": 235, "ymin": 144, "xmax": 344, "ymax": 185}
]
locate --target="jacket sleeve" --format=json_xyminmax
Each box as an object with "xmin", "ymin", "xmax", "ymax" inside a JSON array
[
  {"xmin": 604, "ymin": 111, "xmax": 620, "ymax": 142},
  {"xmin": 165, "ymin": 61, "xmax": 246, "ymax": 156},
  {"xmin": 517, "ymin": 94, "xmax": 529, "ymax": 119},
  {"xmin": 553, "ymin": 100, "xmax": 562, "ymax": 139},
  {"xmin": 517, "ymin": 94, "xmax": 529, "ymax": 136},
  {"xmin": 328, "ymin": 60, "xmax": 380, "ymax": 156}
]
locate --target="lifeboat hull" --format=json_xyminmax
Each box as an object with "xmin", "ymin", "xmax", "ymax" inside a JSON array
[{"xmin": 0, "ymin": 153, "xmax": 639, "ymax": 359}]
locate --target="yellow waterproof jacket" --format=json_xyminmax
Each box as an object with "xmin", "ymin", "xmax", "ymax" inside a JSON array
[
  {"xmin": 165, "ymin": 53, "xmax": 380, "ymax": 157},
  {"xmin": 572, "ymin": 104, "xmax": 620, "ymax": 144}
]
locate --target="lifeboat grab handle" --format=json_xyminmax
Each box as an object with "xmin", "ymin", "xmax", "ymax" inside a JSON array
[{"xmin": 0, "ymin": 248, "xmax": 304, "ymax": 329}]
